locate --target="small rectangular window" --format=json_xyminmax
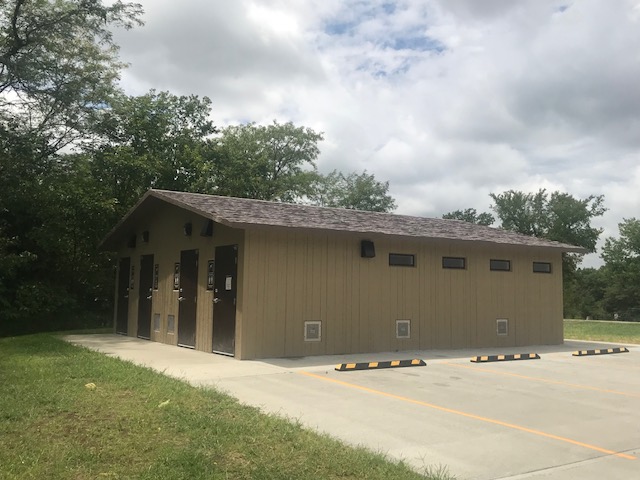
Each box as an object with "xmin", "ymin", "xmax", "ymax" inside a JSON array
[
  {"xmin": 533, "ymin": 262, "xmax": 552, "ymax": 273},
  {"xmin": 443, "ymin": 257, "xmax": 466, "ymax": 269},
  {"xmin": 389, "ymin": 253, "xmax": 415, "ymax": 267},
  {"xmin": 490, "ymin": 259, "xmax": 511, "ymax": 271}
]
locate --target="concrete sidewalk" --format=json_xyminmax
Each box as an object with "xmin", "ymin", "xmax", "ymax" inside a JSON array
[
  {"xmin": 63, "ymin": 334, "xmax": 640, "ymax": 480},
  {"xmin": 63, "ymin": 333, "xmax": 629, "ymax": 381}
]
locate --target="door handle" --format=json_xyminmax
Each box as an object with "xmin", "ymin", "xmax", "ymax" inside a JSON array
[
  {"xmin": 178, "ymin": 296, "xmax": 185, "ymax": 302},
  {"xmin": 213, "ymin": 297, "xmax": 221, "ymax": 304},
  {"xmin": 146, "ymin": 295, "xmax": 152, "ymax": 300}
]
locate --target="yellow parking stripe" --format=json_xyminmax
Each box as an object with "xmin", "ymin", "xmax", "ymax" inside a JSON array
[{"xmin": 298, "ymin": 371, "xmax": 636, "ymax": 460}]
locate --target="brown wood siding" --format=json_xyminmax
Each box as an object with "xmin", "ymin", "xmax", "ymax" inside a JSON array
[
  {"xmin": 115, "ymin": 203, "xmax": 244, "ymax": 353},
  {"xmin": 240, "ymin": 230, "xmax": 564, "ymax": 359},
  {"xmin": 114, "ymin": 207, "xmax": 564, "ymax": 360}
]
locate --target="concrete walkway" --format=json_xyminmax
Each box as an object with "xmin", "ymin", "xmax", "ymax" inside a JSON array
[
  {"xmin": 63, "ymin": 333, "xmax": 634, "ymax": 381},
  {"xmin": 63, "ymin": 334, "xmax": 640, "ymax": 480}
]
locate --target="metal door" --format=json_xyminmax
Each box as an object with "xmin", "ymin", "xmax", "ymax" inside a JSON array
[
  {"xmin": 137, "ymin": 254, "xmax": 154, "ymax": 339},
  {"xmin": 212, "ymin": 245, "xmax": 238, "ymax": 356},
  {"xmin": 116, "ymin": 257, "xmax": 130, "ymax": 334},
  {"xmin": 178, "ymin": 249, "xmax": 198, "ymax": 348}
]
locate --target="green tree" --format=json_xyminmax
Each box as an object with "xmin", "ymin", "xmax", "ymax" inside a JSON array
[
  {"xmin": 0, "ymin": 141, "xmax": 114, "ymax": 334},
  {"xmin": 489, "ymin": 189, "xmax": 606, "ymax": 318},
  {"xmin": 0, "ymin": 0, "xmax": 143, "ymax": 149},
  {"xmin": 601, "ymin": 218, "xmax": 640, "ymax": 320},
  {"xmin": 442, "ymin": 208, "xmax": 494, "ymax": 226},
  {"xmin": 0, "ymin": 0, "xmax": 143, "ymax": 335},
  {"xmin": 489, "ymin": 189, "xmax": 606, "ymax": 251},
  {"xmin": 212, "ymin": 121, "xmax": 323, "ymax": 202},
  {"xmin": 311, "ymin": 170, "xmax": 396, "ymax": 212},
  {"xmin": 89, "ymin": 90, "xmax": 216, "ymax": 213},
  {"xmin": 563, "ymin": 267, "xmax": 608, "ymax": 320}
]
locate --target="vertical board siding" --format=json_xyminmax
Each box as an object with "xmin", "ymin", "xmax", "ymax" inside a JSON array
[
  {"xmin": 116, "ymin": 202, "xmax": 243, "ymax": 354},
  {"xmin": 240, "ymin": 231, "xmax": 565, "ymax": 359},
  {"xmin": 115, "ymin": 210, "xmax": 565, "ymax": 360}
]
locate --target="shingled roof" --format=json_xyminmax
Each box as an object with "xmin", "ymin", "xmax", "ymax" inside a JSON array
[{"xmin": 100, "ymin": 189, "xmax": 588, "ymax": 253}]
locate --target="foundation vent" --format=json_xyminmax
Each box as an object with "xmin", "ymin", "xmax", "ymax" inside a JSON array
[
  {"xmin": 304, "ymin": 321, "xmax": 322, "ymax": 342},
  {"xmin": 396, "ymin": 319, "xmax": 411, "ymax": 339},
  {"xmin": 153, "ymin": 313, "xmax": 161, "ymax": 332},
  {"xmin": 167, "ymin": 315, "xmax": 175, "ymax": 334},
  {"xmin": 496, "ymin": 319, "xmax": 508, "ymax": 336}
]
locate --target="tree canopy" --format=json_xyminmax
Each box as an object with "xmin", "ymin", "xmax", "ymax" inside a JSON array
[
  {"xmin": 0, "ymin": 2, "xmax": 399, "ymax": 336},
  {"xmin": 1, "ymin": 0, "xmax": 144, "ymax": 335},
  {"xmin": 211, "ymin": 121, "xmax": 322, "ymax": 202},
  {"xmin": 489, "ymin": 189, "xmax": 606, "ymax": 252},
  {"xmin": 0, "ymin": 0, "xmax": 144, "ymax": 151},
  {"xmin": 601, "ymin": 218, "xmax": 640, "ymax": 319},
  {"xmin": 442, "ymin": 208, "xmax": 494, "ymax": 226},
  {"xmin": 311, "ymin": 170, "xmax": 396, "ymax": 212},
  {"xmin": 89, "ymin": 90, "xmax": 216, "ymax": 213}
]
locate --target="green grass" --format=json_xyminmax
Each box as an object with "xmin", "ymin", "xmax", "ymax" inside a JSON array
[
  {"xmin": 564, "ymin": 319, "xmax": 640, "ymax": 344},
  {"xmin": 0, "ymin": 334, "xmax": 452, "ymax": 480}
]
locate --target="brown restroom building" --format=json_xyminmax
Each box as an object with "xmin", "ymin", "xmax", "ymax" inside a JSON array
[{"xmin": 100, "ymin": 189, "xmax": 586, "ymax": 359}]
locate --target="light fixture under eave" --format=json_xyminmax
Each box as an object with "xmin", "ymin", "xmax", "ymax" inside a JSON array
[{"xmin": 200, "ymin": 219, "xmax": 214, "ymax": 237}]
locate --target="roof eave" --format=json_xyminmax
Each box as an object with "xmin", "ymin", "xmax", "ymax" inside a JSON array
[
  {"xmin": 99, "ymin": 189, "xmax": 238, "ymax": 251},
  {"xmin": 99, "ymin": 190, "xmax": 156, "ymax": 251}
]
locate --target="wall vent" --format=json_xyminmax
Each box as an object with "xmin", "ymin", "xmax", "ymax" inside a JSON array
[
  {"xmin": 153, "ymin": 313, "xmax": 161, "ymax": 332},
  {"xmin": 396, "ymin": 319, "xmax": 411, "ymax": 339},
  {"xmin": 496, "ymin": 319, "xmax": 508, "ymax": 336},
  {"xmin": 304, "ymin": 321, "xmax": 322, "ymax": 342},
  {"xmin": 167, "ymin": 315, "xmax": 175, "ymax": 333}
]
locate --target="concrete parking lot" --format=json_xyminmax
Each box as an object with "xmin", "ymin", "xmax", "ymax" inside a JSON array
[{"xmin": 65, "ymin": 335, "xmax": 639, "ymax": 480}]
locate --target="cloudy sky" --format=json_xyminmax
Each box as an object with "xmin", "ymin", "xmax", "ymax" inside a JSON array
[{"xmin": 113, "ymin": 0, "xmax": 640, "ymax": 266}]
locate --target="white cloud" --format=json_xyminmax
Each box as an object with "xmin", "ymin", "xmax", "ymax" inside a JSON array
[{"xmin": 113, "ymin": 0, "xmax": 640, "ymax": 266}]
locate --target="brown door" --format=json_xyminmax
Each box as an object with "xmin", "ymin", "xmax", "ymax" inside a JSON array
[
  {"xmin": 178, "ymin": 249, "xmax": 198, "ymax": 348},
  {"xmin": 212, "ymin": 245, "xmax": 238, "ymax": 356},
  {"xmin": 116, "ymin": 257, "xmax": 130, "ymax": 334},
  {"xmin": 137, "ymin": 254, "xmax": 154, "ymax": 339}
]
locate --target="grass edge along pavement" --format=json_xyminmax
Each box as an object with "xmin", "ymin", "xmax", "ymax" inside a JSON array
[
  {"xmin": 564, "ymin": 319, "xmax": 640, "ymax": 344},
  {"xmin": 0, "ymin": 333, "xmax": 454, "ymax": 480}
]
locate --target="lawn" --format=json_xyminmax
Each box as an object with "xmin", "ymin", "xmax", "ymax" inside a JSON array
[
  {"xmin": 564, "ymin": 319, "xmax": 640, "ymax": 344},
  {"xmin": 0, "ymin": 334, "xmax": 450, "ymax": 480}
]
